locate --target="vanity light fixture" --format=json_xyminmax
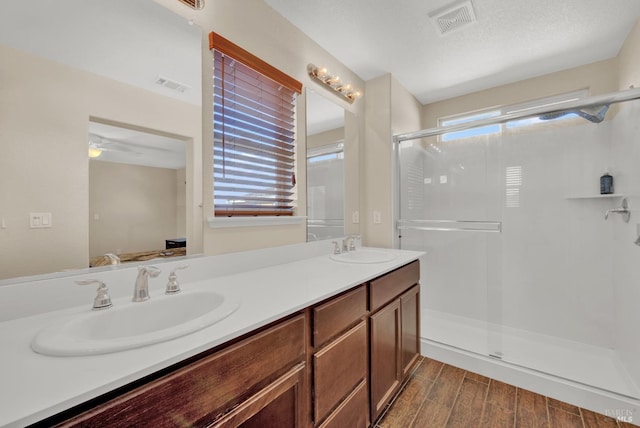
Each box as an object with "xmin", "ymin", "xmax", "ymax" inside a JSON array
[{"xmin": 307, "ymin": 64, "xmax": 362, "ymax": 103}]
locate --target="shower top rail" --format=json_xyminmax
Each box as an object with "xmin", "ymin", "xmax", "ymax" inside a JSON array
[
  {"xmin": 394, "ymin": 87, "xmax": 640, "ymax": 143},
  {"xmin": 397, "ymin": 219, "xmax": 502, "ymax": 233}
]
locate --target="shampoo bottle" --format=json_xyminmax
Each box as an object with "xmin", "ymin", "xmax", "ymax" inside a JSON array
[{"xmin": 600, "ymin": 171, "xmax": 614, "ymax": 195}]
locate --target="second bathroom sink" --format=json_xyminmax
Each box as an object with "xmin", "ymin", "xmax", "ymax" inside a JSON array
[{"xmin": 330, "ymin": 249, "xmax": 396, "ymax": 264}]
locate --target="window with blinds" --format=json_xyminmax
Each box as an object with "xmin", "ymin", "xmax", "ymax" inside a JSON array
[{"xmin": 210, "ymin": 32, "xmax": 302, "ymax": 216}]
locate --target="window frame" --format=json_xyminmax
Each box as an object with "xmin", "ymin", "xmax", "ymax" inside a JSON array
[
  {"xmin": 438, "ymin": 89, "xmax": 589, "ymax": 142},
  {"xmin": 209, "ymin": 32, "xmax": 302, "ymax": 217}
]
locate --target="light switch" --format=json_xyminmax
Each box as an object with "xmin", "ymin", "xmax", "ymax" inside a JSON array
[{"xmin": 30, "ymin": 212, "xmax": 52, "ymax": 229}]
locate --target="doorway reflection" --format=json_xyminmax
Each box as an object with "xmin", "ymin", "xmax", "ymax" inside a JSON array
[{"xmin": 88, "ymin": 121, "xmax": 187, "ymax": 266}]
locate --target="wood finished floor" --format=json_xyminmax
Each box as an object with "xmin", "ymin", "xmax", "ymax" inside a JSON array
[{"xmin": 376, "ymin": 357, "xmax": 636, "ymax": 428}]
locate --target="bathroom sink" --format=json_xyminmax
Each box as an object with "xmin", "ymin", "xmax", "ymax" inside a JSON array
[
  {"xmin": 31, "ymin": 290, "xmax": 240, "ymax": 357},
  {"xmin": 330, "ymin": 249, "xmax": 396, "ymax": 264}
]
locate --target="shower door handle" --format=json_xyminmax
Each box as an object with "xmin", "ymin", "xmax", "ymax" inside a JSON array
[{"xmin": 397, "ymin": 219, "xmax": 502, "ymax": 233}]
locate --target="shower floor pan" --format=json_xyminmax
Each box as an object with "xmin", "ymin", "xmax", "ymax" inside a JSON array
[{"xmin": 422, "ymin": 309, "xmax": 640, "ymax": 400}]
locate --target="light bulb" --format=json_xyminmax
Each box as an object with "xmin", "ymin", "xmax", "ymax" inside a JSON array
[{"xmin": 88, "ymin": 147, "xmax": 102, "ymax": 158}]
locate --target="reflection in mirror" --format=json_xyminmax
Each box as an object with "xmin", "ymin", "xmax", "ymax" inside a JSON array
[
  {"xmin": 306, "ymin": 90, "xmax": 345, "ymax": 241},
  {"xmin": 88, "ymin": 121, "xmax": 187, "ymax": 267},
  {"xmin": 0, "ymin": 0, "xmax": 202, "ymax": 281}
]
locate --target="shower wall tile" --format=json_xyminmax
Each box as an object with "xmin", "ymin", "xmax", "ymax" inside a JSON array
[{"xmin": 610, "ymin": 99, "xmax": 640, "ymax": 389}]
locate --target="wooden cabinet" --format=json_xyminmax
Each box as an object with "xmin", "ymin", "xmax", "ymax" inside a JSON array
[
  {"xmin": 56, "ymin": 315, "xmax": 306, "ymax": 428},
  {"xmin": 311, "ymin": 285, "xmax": 369, "ymax": 427},
  {"xmin": 369, "ymin": 261, "xmax": 420, "ymax": 423},
  {"xmin": 44, "ymin": 260, "xmax": 420, "ymax": 428}
]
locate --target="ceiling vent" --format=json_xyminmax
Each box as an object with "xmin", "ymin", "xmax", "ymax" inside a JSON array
[
  {"xmin": 429, "ymin": 0, "xmax": 477, "ymax": 36},
  {"xmin": 155, "ymin": 76, "xmax": 191, "ymax": 93},
  {"xmin": 178, "ymin": 0, "xmax": 205, "ymax": 10}
]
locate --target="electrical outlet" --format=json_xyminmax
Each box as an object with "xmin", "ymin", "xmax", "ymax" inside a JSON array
[
  {"xmin": 373, "ymin": 210, "xmax": 382, "ymax": 224},
  {"xmin": 352, "ymin": 210, "xmax": 360, "ymax": 224}
]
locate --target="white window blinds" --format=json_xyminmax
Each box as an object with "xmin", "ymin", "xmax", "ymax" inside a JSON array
[{"xmin": 211, "ymin": 32, "xmax": 302, "ymax": 216}]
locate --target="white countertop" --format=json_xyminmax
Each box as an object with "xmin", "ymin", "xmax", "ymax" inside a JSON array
[{"xmin": 0, "ymin": 243, "xmax": 423, "ymax": 427}]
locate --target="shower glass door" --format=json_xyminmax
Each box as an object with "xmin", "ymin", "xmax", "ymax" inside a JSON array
[
  {"xmin": 397, "ymin": 131, "xmax": 504, "ymax": 361},
  {"xmin": 397, "ymin": 97, "xmax": 640, "ymax": 400}
]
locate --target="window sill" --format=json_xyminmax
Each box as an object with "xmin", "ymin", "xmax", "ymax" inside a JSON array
[{"xmin": 207, "ymin": 216, "xmax": 307, "ymax": 229}]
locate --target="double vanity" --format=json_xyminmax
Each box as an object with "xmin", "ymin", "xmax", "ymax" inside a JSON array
[{"xmin": 0, "ymin": 241, "xmax": 423, "ymax": 427}]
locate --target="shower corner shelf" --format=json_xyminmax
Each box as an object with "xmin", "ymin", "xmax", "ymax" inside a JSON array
[{"xmin": 565, "ymin": 193, "xmax": 624, "ymax": 200}]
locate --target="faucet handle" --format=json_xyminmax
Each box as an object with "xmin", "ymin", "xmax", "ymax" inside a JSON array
[
  {"xmin": 76, "ymin": 279, "xmax": 113, "ymax": 310},
  {"xmin": 347, "ymin": 235, "xmax": 360, "ymax": 251},
  {"xmin": 331, "ymin": 241, "xmax": 341, "ymax": 255},
  {"xmin": 166, "ymin": 264, "xmax": 189, "ymax": 294},
  {"xmin": 139, "ymin": 265, "xmax": 161, "ymax": 277}
]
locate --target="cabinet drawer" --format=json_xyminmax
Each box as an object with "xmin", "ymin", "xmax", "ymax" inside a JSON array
[
  {"xmin": 58, "ymin": 314, "xmax": 306, "ymax": 427},
  {"xmin": 370, "ymin": 260, "xmax": 419, "ymax": 311},
  {"xmin": 313, "ymin": 285, "xmax": 367, "ymax": 347},
  {"xmin": 318, "ymin": 379, "xmax": 369, "ymax": 428},
  {"xmin": 313, "ymin": 320, "xmax": 367, "ymax": 424}
]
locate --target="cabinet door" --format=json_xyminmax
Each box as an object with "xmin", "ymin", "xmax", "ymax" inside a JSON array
[
  {"xmin": 370, "ymin": 299, "xmax": 401, "ymax": 422},
  {"xmin": 210, "ymin": 363, "xmax": 306, "ymax": 428},
  {"xmin": 401, "ymin": 285, "xmax": 420, "ymax": 378}
]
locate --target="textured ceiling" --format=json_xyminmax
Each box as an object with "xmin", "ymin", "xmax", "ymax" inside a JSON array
[{"xmin": 265, "ymin": 0, "xmax": 640, "ymax": 104}]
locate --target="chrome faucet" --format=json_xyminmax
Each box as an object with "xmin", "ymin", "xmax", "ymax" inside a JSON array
[{"xmin": 133, "ymin": 265, "xmax": 161, "ymax": 302}]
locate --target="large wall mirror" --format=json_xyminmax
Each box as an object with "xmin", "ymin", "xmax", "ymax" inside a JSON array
[
  {"xmin": 0, "ymin": 0, "xmax": 202, "ymax": 281},
  {"xmin": 305, "ymin": 90, "xmax": 350, "ymax": 241}
]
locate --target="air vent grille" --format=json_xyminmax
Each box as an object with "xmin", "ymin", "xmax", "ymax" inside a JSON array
[
  {"xmin": 155, "ymin": 76, "xmax": 191, "ymax": 93},
  {"xmin": 429, "ymin": 0, "xmax": 477, "ymax": 35},
  {"xmin": 178, "ymin": 0, "xmax": 204, "ymax": 10}
]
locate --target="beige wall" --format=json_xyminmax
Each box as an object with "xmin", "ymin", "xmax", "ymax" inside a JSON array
[
  {"xmin": 618, "ymin": 19, "xmax": 640, "ymax": 90},
  {"xmin": 362, "ymin": 74, "xmax": 423, "ymax": 248},
  {"xmin": 0, "ymin": 44, "xmax": 201, "ymax": 279},
  {"xmin": 155, "ymin": 0, "xmax": 366, "ymax": 255},
  {"xmin": 89, "ymin": 161, "xmax": 180, "ymax": 257}
]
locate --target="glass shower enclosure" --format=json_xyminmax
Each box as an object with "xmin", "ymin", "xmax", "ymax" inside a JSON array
[{"xmin": 396, "ymin": 88, "xmax": 640, "ymax": 403}]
